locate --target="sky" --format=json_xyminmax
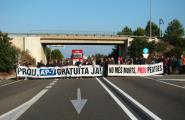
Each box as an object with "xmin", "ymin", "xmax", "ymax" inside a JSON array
[{"xmin": 1, "ymin": 0, "xmax": 185, "ymax": 58}]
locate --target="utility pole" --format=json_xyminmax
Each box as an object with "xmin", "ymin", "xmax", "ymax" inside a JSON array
[{"xmin": 150, "ymin": 0, "xmax": 152, "ymax": 39}]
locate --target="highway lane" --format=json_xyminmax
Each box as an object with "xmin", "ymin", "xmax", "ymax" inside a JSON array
[
  {"xmin": 0, "ymin": 79, "xmax": 53, "ymax": 115},
  {"xmin": 17, "ymin": 78, "xmax": 129, "ymax": 120},
  {"xmin": 1, "ymin": 76, "xmax": 185, "ymax": 120},
  {"xmin": 0, "ymin": 80, "xmax": 21, "ymax": 87},
  {"xmin": 106, "ymin": 76, "xmax": 185, "ymax": 120},
  {"xmin": 147, "ymin": 75, "xmax": 185, "ymax": 88}
]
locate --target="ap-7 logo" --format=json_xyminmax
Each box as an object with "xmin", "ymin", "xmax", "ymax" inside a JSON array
[{"xmin": 40, "ymin": 69, "xmax": 56, "ymax": 76}]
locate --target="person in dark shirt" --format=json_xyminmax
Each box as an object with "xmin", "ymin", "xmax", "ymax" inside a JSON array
[
  {"xmin": 46, "ymin": 60, "xmax": 53, "ymax": 67},
  {"xmin": 37, "ymin": 60, "xmax": 45, "ymax": 67}
]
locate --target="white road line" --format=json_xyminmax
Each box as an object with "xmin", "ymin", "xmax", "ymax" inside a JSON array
[
  {"xmin": 96, "ymin": 78, "xmax": 138, "ymax": 120},
  {"xmin": 144, "ymin": 77, "xmax": 185, "ymax": 90},
  {"xmin": 0, "ymin": 89, "xmax": 48, "ymax": 120},
  {"xmin": 103, "ymin": 77, "xmax": 162, "ymax": 120},
  {"xmin": 158, "ymin": 80, "xmax": 185, "ymax": 89},
  {"xmin": 0, "ymin": 81, "xmax": 23, "ymax": 88},
  {"xmin": 53, "ymin": 81, "xmax": 57, "ymax": 83},
  {"xmin": 49, "ymin": 83, "xmax": 55, "ymax": 86},
  {"xmin": 142, "ymin": 76, "xmax": 156, "ymax": 80},
  {"xmin": 45, "ymin": 86, "xmax": 52, "ymax": 89},
  {"xmin": 159, "ymin": 79, "xmax": 185, "ymax": 81},
  {"xmin": 152, "ymin": 75, "xmax": 164, "ymax": 77}
]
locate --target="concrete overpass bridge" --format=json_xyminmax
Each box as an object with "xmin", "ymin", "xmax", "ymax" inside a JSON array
[{"xmin": 10, "ymin": 33, "xmax": 133, "ymax": 64}]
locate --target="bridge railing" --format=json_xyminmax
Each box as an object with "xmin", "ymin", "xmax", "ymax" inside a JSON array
[{"xmin": 8, "ymin": 32, "xmax": 149, "ymax": 38}]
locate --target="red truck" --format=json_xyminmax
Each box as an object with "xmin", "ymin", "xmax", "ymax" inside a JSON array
[{"xmin": 72, "ymin": 50, "xmax": 83, "ymax": 65}]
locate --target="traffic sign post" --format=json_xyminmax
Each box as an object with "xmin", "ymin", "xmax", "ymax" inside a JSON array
[{"xmin": 143, "ymin": 48, "xmax": 149, "ymax": 59}]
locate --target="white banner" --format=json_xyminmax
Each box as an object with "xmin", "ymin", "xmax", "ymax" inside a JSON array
[
  {"xmin": 16, "ymin": 65, "xmax": 103, "ymax": 78},
  {"xmin": 108, "ymin": 63, "xmax": 163, "ymax": 76}
]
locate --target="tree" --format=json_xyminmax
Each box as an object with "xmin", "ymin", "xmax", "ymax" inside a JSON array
[
  {"xmin": 46, "ymin": 47, "xmax": 52, "ymax": 60},
  {"xmin": 109, "ymin": 45, "xmax": 119, "ymax": 58},
  {"xmin": 17, "ymin": 49, "xmax": 36, "ymax": 66},
  {"xmin": 164, "ymin": 19, "xmax": 185, "ymax": 47},
  {"xmin": 51, "ymin": 49, "xmax": 64, "ymax": 61},
  {"xmin": 117, "ymin": 26, "xmax": 133, "ymax": 35},
  {"xmin": 155, "ymin": 41, "xmax": 167, "ymax": 52},
  {"xmin": 164, "ymin": 47, "xmax": 183, "ymax": 58},
  {"xmin": 91, "ymin": 54, "xmax": 107, "ymax": 64},
  {"xmin": 145, "ymin": 21, "xmax": 160, "ymax": 37},
  {"xmin": 0, "ymin": 32, "xmax": 18, "ymax": 72},
  {"xmin": 128, "ymin": 38, "xmax": 155, "ymax": 58},
  {"xmin": 133, "ymin": 27, "xmax": 146, "ymax": 36}
]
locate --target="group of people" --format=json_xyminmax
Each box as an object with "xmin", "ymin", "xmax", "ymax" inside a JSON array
[
  {"xmin": 117, "ymin": 56, "xmax": 185, "ymax": 74},
  {"xmin": 152, "ymin": 56, "xmax": 185, "ymax": 74},
  {"xmin": 33, "ymin": 55, "xmax": 185, "ymax": 75}
]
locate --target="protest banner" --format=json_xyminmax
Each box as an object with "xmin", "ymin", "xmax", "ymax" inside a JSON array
[
  {"xmin": 108, "ymin": 63, "xmax": 163, "ymax": 76},
  {"xmin": 16, "ymin": 65, "xmax": 103, "ymax": 78},
  {"xmin": 17, "ymin": 63, "xmax": 163, "ymax": 78}
]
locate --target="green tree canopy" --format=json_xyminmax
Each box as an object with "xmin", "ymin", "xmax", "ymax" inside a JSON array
[
  {"xmin": 109, "ymin": 45, "xmax": 119, "ymax": 58},
  {"xmin": 128, "ymin": 38, "xmax": 155, "ymax": 58},
  {"xmin": 0, "ymin": 32, "xmax": 18, "ymax": 72},
  {"xmin": 145, "ymin": 21, "xmax": 160, "ymax": 37},
  {"xmin": 118, "ymin": 26, "xmax": 133, "ymax": 35},
  {"xmin": 46, "ymin": 47, "xmax": 52, "ymax": 60},
  {"xmin": 51, "ymin": 49, "xmax": 64, "ymax": 61},
  {"xmin": 134, "ymin": 27, "xmax": 146, "ymax": 36},
  {"xmin": 164, "ymin": 19, "xmax": 185, "ymax": 47}
]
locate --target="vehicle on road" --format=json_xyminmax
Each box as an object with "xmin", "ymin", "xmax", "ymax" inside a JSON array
[{"xmin": 71, "ymin": 50, "xmax": 84, "ymax": 65}]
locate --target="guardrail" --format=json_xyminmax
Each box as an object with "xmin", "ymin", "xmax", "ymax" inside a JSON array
[{"xmin": 8, "ymin": 32, "xmax": 150, "ymax": 38}]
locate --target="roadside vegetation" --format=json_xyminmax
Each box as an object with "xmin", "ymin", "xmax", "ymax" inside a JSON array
[
  {"xmin": 46, "ymin": 47, "xmax": 64, "ymax": 62},
  {"xmin": 0, "ymin": 32, "xmax": 64, "ymax": 73},
  {"xmin": 0, "ymin": 32, "xmax": 18, "ymax": 72},
  {"xmin": 110, "ymin": 19, "xmax": 185, "ymax": 59}
]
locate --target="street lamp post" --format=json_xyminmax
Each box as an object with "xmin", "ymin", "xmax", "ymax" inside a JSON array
[{"xmin": 150, "ymin": 0, "xmax": 152, "ymax": 39}]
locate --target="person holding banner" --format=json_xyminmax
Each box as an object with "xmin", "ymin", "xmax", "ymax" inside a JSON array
[
  {"xmin": 37, "ymin": 60, "xmax": 45, "ymax": 68},
  {"xmin": 46, "ymin": 60, "xmax": 53, "ymax": 67}
]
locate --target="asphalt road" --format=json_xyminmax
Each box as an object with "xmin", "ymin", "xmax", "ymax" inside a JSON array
[
  {"xmin": 107, "ymin": 76, "xmax": 185, "ymax": 120},
  {"xmin": 0, "ymin": 75, "xmax": 184, "ymax": 120},
  {"xmin": 0, "ymin": 79, "xmax": 53, "ymax": 115},
  {"xmin": 17, "ymin": 78, "xmax": 129, "ymax": 120}
]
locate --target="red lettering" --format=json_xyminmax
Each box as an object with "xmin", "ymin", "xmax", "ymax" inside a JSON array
[{"xmin": 137, "ymin": 67, "xmax": 147, "ymax": 74}]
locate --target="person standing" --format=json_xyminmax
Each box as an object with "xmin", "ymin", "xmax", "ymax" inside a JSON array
[
  {"xmin": 183, "ymin": 56, "xmax": 185, "ymax": 73},
  {"xmin": 177, "ymin": 57, "xmax": 183, "ymax": 74}
]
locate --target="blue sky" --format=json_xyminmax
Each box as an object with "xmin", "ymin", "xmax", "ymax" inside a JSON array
[{"xmin": 1, "ymin": 0, "xmax": 185, "ymax": 58}]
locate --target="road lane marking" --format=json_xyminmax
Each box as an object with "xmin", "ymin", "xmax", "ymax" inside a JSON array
[
  {"xmin": 49, "ymin": 83, "xmax": 55, "ymax": 86},
  {"xmin": 96, "ymin": 78, "xmax": 138, "ymax": 120},
  {"xmin": 144, "ymin": 77, "xmax": 185, "ymax": 90},
  {"xmin": 71, "ymin": 88, "xmax": 87, "ymax": 114},
  {"xmin": 0, "ymin": 81, "xmax": 23, "ymax": 88},
  {"xmin": 159, "ymin": 79, "xmax": 185, "ymax": 81},
  {"xmin": 158, "ymin": 80, "xmax": 185, "ymax": 89},
  {"xmin": 0, "ymin": 89, "xmax": 48, "ymax": 120},
  {"xmin": 45, "ymin": 86, "xmax": 52, "ymax": 89},
  {"xmin": 152, "ymin": 75, "xmax": 163, "ymax": 77},
  {"xmin": 103, "ymin": 77, "xmax": 162, "ymax": 120}
]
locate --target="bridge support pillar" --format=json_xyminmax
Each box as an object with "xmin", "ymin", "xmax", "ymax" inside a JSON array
[{"xmin": 11, "ymin": 36, "xmax": 47, "ymax": 65}]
